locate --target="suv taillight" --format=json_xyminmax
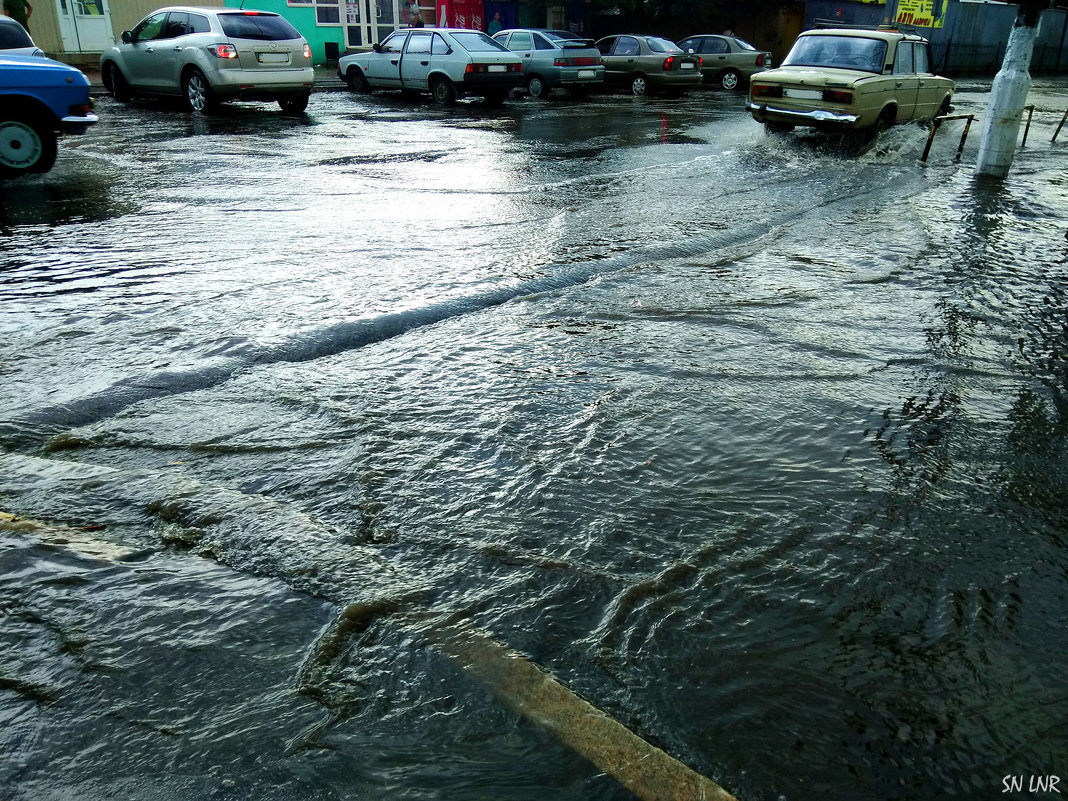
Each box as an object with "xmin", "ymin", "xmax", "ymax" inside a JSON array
[
  {"xmin": 303, "ymin": 43, "xmax": 311, "ymax": 59},
  {"xmin": 208, "ymin": 43, "xmax": 238, "ymax": 59}
]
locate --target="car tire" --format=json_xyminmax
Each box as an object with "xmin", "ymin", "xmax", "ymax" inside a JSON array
[
  {"xmin": 719, "ymin": 68, "xmax": 741, "ymax": 91},
  {"xmin": 0, "ymin": 114, "xmax": 58, "ymax": 178},
  {"xmin": 568, "ymin": 85, "xmax": 589, "ymax": 100},
  {"xmin": 105, "ymin": 62, "xmax": 130, "ymax": 103},
  {"xmin": 630, "ymin": 74, "xmax": 648, "ymax": 96},
  {"xmin": 483, "ymin": 89, "xmax": 508, "ymax": 105},
  {"xmin": 762, "ymin": 121, "xmax": 793, "ymax": 134},
  {"xmin": 183, "ymin": 69, "xmax": 216, "ymax": 114},
  {"xmin": 865, "ymin": 108, "xmax": 895, "ymax": 144},
  {"xmin": 279, "ymin": 93, "xmax": 310, "ymax": 114},
  {"xmin": 430, "ymin": 76, "xmax": 456, "ymax": 106},
  {"xmin": 347, "ymin": 68, "xmax": 371, "ymax": 94},
  {"xmin": 527, "ymin": 75, "xmax": 549, "ymax": 99}
]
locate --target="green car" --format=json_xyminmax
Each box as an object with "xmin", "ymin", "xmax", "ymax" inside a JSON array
[
  {"xmin": 595, "ymin": 35, "xmax": 703, "ymax": 97},
  {"xmin": 676, "ymin": 34, "xmax": 773, "ymax": 91},
  {"xmin": 747, "ymin": 26, "xmax": 954, "ymax": 140}
]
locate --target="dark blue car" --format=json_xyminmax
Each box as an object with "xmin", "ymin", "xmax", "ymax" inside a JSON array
[{"xmin": 0, "ymin": 54, "xmax": 98, "ymax": 179}]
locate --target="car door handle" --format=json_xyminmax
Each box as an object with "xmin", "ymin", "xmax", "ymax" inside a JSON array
[
  {"xmin": 391, "ymin": 59, "xmax": 399, "ymax": 65},
  {"xmin": 173, "ymin": 46, "xmax": 183, "ymax": 52},
  {"xmin": 420, "ymin": 60, "xmax": 428, "ymax": 66},
  {"xmin": 145, "ymin": 47, "xmax": 154, "ymax": 53},
  {"xmin": 895, "ymin": 81, "xmax": 904, "ymax": 87}
]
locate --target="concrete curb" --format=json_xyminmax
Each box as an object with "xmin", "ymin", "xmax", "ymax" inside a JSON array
[{"xmin": 82, "ymin": 65, "xmax": 347, "ymax": 98}]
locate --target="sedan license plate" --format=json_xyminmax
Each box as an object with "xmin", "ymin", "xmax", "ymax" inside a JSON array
[
  {"xmin": 785, "ymin": 88, "xmax": 822, "ymax": 100},
  {"xmin": 488, "ymin": 64, "xmax": 506, "ymax": 72},
  {"xmin": 680, "ymin": 62, "xmax": 694, "ymax": 70},
  {"xmin": 257, "ymin": 52, "xmax": 290, "ymax": 64},
  {"xmin": 577, "ymin": 69, "xmax": 595, "ymax": 78}
]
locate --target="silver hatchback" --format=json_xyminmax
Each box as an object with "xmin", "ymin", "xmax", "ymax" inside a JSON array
[
  {"xmin": 100, "ymin": 6, "xmax": 314, "ymax": 113},
  {"xmin": 491, "ymin": 28, "xmax": 604, "ymax": 99}
]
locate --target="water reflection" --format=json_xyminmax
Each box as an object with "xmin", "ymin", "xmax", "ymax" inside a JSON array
[{"xmin": 0, "ymin": 170, "xmax": 130, "ymax": 228}]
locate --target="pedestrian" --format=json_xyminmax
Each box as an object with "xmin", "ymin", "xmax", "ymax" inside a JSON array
[
  {"xmin": 488, "ymin": 11, "xmax": 502, "ymax": 35},
  {"xmin": 406, "ymin": 0, "xmax": 423, "ymax": 27},
  {"xmin": 2, "ymin": 0, "xmax": 33, "ymax": 33}
]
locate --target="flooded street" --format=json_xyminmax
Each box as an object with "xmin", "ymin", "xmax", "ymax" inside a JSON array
[{"xmin": 2, "ymin": 80, "xmax": 1067, "ymax": 800}]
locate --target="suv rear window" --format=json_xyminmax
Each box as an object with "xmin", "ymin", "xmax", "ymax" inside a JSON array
[
  {"xmin": 218, "ymin": 12, "xmax": 301, "ymax": 41},
  {"xmin": 0, "ymin": 20, "xmax": 33, "ymax": 48}
]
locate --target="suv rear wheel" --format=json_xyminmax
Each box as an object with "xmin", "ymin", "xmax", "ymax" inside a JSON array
[
  {"xmin": 0, "ymin": 113, "xmax": 57, "ymax": 178},
  {"xmin": 183, "ymin": 69, "xmax": 216, "ymax": 114},
  {"xmin": 279, "ymin": 92, "xmax": 310, "ymax": 114}
]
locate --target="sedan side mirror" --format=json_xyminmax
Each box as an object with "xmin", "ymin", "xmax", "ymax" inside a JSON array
[
  {"xmin": 121, "ymin": 30, "xmax": 133, "ymax": 44},
  {"xmin": 373, "ymin": 42, "xmax": 382, "ymax": 53}
]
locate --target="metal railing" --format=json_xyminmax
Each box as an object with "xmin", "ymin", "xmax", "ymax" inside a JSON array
[
  {"xmin": 920, "ymin": 106, "xmax": 1067, "ymax": 162},
  {"xmin": 921, "ymin": 114, "xmax": 975, "ymax": 162}
]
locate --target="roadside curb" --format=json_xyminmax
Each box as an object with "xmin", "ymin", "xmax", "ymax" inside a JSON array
[{"xmin": 83, "ymin": 66, "xmax": 347, "ymax": 98}]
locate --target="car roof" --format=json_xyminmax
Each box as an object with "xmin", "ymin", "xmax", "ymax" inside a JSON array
[
  {"xmin": 801, "ymin": 26, "xmax": 926, "ymax": 43},
  {"xmin": 145, "ymin": 6, "xmax": 282, "ymax": 14}
]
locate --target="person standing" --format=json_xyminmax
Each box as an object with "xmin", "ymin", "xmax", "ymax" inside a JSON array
[
  {"xmin": 2, "ymin": 0, "xmax": 33, "ymax": 33},
  {"xmin": 406, "ymin": 0, "xmax": 423, "ymax": 27},
  {"xmin": 488, "ymin": 11, "xmax": 502, "ymax": 35}
]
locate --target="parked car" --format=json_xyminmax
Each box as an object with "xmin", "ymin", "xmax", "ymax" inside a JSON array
[
  {"xmin": 594, "ymin": 35, "xmax": 702, "ymax": 96},
  {"xmin": 99, "ymin": 7, "xmax": 314, "ymax": 114},
  {"xmin": 491, "ymin": 28, "xmax": 604, "ymax": 99},
  {"xmin": 0, "ymin": 16, "xmax": 44, "ymax": 57},
  {"xmin": 747, "ymin": 26, "xmax": 954, "ymax": 140},
  {"xmin": 338, "ymin": 28, "xmax": 523, "ymax": 106},
  {"xmin": 0, "ymin": 55, "xmax": 97, "ymax": 178},
  {"xmin": 675, "ymin": 33, "xmax": 771, "ymax": 90}
]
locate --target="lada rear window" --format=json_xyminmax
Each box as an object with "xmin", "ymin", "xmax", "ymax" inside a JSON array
[
  {"xmin": 219, "ymin": 12, "xmax": 301, "ymax": 41},
  {"xmin": 0, "ymin": 20, "xmax": 33, "ymax": 48},
  {"xmin": 783, "ymin": 34, "xmax": 887, "ymax": 74},
  {"xmin": 646, "ymin": 38, "xmax": 682, "ymax": 54},
  {"xmin": 451, "ymin": 31, "xmax": 510, "ymax": 52}
]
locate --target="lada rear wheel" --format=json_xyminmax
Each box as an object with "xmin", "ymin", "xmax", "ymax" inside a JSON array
[
  {"xmin": 431, "ymin": 76, "xmax": 456, "ymax": 106},
  {"xmin": 183, "ymin": 69, "xmax": 216, "ymax": 114},
  {"xmin": 527, "ymin": 75, "xmax": 549, "ymax": 99},
  {"xmin": 630, "ymin": 74, "xmax": 648, "ymax": 96},
  {"xmin": 0, "ymin": 115, "xmax": 57, "ymax": 178}
]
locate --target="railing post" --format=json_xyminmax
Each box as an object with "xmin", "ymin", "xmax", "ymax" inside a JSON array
[
  {"xmin": 1020, "ymin": 104, "xmax": 1035, "ymax": 147},
  {"xmin": 1054, "ymin": 109, "xmax": 1068, "ymax": 142}
]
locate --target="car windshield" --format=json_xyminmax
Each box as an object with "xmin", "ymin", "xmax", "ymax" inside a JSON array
[
  {"xmin": 0, "ymin": 21, "xmax": 33, "ymax": 48},
  {"xmin": 451, "ymin": 31, "xmax": 510, "ymax": 52},
  {"xmin": 218, "ymin": 12, "xmax": 302, "ymax": 41},
  {"xmin": 782, "ymin": 34, "xmax": 886, "ymax": 73},
  {"xmin": 645, "ymin": 37, "xmax": 681, "ymax": 54},
  {"xmin": 544, "ymin": 30, "xmax": 580, "ymax": 40}
]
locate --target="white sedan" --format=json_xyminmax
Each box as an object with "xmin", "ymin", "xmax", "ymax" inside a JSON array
[{"xmin": 338, "ymin": 28, "xmax": 523, "ymax": 105}]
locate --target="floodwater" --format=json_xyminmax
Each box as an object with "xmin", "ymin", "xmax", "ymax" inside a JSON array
[{"xmin": 1, "ymin": 79, "xmax": 1067, "ymax": 801}]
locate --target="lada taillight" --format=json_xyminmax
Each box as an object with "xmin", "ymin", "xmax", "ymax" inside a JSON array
[
  {"xmin": 756, "ymin": 53, "xmax": 766, "ymax": 66},
  {"xmin": 822, "ymin": 89, "xmax": 853, "ymax": 103},
  {"xmin": 751, "ymin": 83, "xmax": 782, "ymax": 99},
  {"xmin": 208, "ymin": 43, "xmax": 238, "ymax": 59},
  {"xmin": 68, "ymin": 103, "xmax": 93, "ymax": 116}
]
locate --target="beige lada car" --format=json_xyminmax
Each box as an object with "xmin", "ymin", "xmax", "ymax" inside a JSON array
[{"xmin": 747, "ymin": 26, "xmax": 954, "ymax": 141}]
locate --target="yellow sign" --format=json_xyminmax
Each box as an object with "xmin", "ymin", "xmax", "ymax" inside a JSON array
[{"xmin": 894, "ymin": 0, "xmax": 948, "ymax": 28}]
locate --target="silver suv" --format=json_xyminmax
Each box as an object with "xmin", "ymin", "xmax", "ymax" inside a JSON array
[
  {"xmin": 100, "ymin": 6, "xmax": 314, "ymax": 114},
  {"xmin": 491, "ymin": 29, "xmax": 604, "ymax": 99}
]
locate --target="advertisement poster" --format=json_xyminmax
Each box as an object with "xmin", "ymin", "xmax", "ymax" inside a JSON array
[{"xmin": 894, "ymin": 0, "xmax": 948, "ymax": 28}]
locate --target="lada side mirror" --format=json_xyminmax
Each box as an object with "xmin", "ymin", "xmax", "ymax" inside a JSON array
[
  {"xmin": 121, "ymin": 30, "xmax": 133, "ymax": 44},
  {"xmin": 373, "ymin": 42, "xmax": 382, "ymax": 53}
]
